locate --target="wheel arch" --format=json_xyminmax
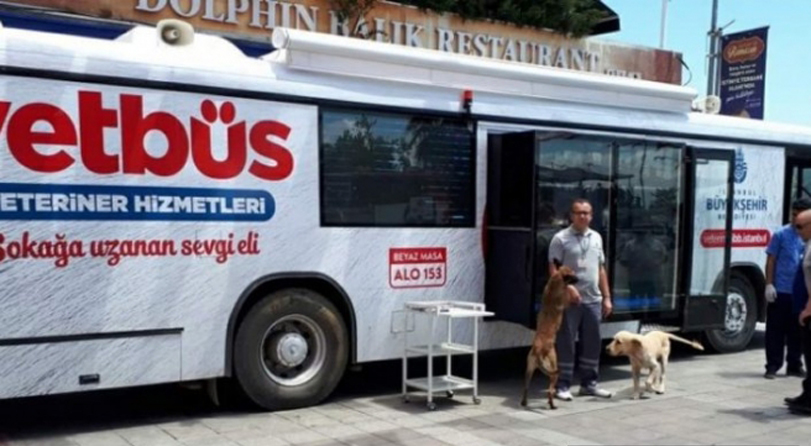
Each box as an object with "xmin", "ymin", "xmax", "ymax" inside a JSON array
[{"xmin": 225, "ymin": 272, "xmax": 357, "ymax": 376}]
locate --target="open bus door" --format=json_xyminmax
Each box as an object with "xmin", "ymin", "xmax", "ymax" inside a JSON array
[
  {"xmin": 484, "ymin": 131, "xmax": 538, "ymax": 328},
  {"xmin": 680, "ymin": 148, "xmax": 734, "ymax": 332},
  {"xmin": 483, "ymin": 130, "xmax": 576, "ymax": 329},
  {"xmin": 484, "ymin": 132, "xmax": 733, "ymax": 333}
]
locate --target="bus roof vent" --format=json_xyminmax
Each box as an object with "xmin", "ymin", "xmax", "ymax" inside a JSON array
[{"xmin": 266, "ymin": 27, "xmax": 697, "ymax": 114}]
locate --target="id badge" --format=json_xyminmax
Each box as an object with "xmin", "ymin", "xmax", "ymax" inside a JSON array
[{"xmin": 577, "ymin": 258, "xmax": 587, "ymax": 269}]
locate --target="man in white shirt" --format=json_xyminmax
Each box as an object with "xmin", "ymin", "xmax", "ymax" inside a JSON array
[{"xmin": 548, "ymin": 198, "xmax": 613, "ymax": 400}]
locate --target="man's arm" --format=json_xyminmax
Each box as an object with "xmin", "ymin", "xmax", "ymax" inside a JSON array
[
  {"xmin": 801, "ymin": 252, "xmax": 811, "ymax": 325},
  {"xmin": 599, "ymin": 265, "xmax": 612, "ymax": 317},
  {"xmin": 765, "ymin": 254, "xmax": 778, "ymax": 302},
  {"xmin": 765, "ymin": 255, "xmax": 776, "ymax": 286},
  {"xmin": 598, "ymin": 234, "xmax": 611, "ymax": 317},
  {"xmin": 804, "ymin": 246, "xmax": 811, "ymax": 303},
  {"xmin": 599, "ymin": 266, "xmax": 610, "ymax": 299},
  {"xmin": 801, "ymin": 245, "xmax": 811, "ymax": 325},
  {"xmin": 764, "ymin": 231, "xmax": 780, "ymax": 303},
  {"xmin": 804, "ymin": 247, "xmax": 811, "ymax": 292}
]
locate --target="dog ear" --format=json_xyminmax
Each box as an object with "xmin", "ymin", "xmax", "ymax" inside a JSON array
[{"xmin": 631, "ymin": 338, "xmax": 643, "ymax": 349}]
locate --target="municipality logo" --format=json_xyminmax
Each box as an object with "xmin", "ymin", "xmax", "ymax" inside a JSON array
[{"xmin": 734, "ymin": 148, "xmax": 747, "ymax": 184}]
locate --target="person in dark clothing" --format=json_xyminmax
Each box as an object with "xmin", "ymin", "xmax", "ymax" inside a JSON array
[
  {"xmin": 785, "ymin": 262, "xmax": 811, "ymax": 409},
  {"xmin": 785, "ymin": 209, "xmax": 811, "ymax": 413},
  {"xmin": 764, "ymin": 199, "xmax": 811, "ymax": 378}
]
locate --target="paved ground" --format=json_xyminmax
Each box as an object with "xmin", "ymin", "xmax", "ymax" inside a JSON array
[{"xmin": 2, "ymin": 326, "xmax": 811, "ymax": 446}]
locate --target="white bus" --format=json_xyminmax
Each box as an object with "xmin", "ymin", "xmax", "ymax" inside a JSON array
[{"xmin": 0, "ymin": 20, "xmax": 805, "ymax": 411}]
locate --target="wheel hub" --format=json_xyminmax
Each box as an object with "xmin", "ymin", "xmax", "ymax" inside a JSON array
[
  {"xmin": 260, "ymin": 314, "xmax": 327, "ymax": 387},
  {"xmin": 275, "ymin": 333, "xmax": 309, "ymax": 368},
  {"xmin": 725, "ymin": 292, "xmax": 747, "ymax": 334}
]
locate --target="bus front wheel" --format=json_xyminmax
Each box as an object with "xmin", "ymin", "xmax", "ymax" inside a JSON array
[
  {"xmin": 703, "ymin": 272, "xmax": 757, "ymax": 353},
  {"xmin": 234, "ymin": 288, "xmax": 349, "ymax": 411}
]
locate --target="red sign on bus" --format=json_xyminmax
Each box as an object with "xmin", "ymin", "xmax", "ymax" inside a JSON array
[
  {"xmin": 389, "ymin": 247, "xmax": 447, "ymax": 288},
  {"xmin": 700, "ymin": 229, "xmax": 771, "ymax": 248}
]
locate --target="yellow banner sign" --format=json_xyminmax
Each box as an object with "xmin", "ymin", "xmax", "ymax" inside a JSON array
[{"xmin": 10, "ymin": 0, "xmax": 682, "ymax": 85}]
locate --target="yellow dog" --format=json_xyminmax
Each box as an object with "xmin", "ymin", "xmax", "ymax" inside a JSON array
[{"xmin": 606, "ymin": 330, "xmax": 704, "ymax": 399}]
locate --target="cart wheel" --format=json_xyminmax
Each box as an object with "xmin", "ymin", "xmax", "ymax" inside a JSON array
[
  {"xmin": 473, "ymin": 397, "xmax": 481, "ymax": 405},
  {"xmin": 427, "ymin": 402, "xmax": 437, "ymax": 411},
  {"xmin": 446, "ymin": 390, "xmax": 454, "ymax": 399}
]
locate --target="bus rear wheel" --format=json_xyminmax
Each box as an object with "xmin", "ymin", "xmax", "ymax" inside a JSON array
[
  {"xmin": 703, "ymin": 271, "xmax": 757, "ymax": 353},
  {"xmin": 234, "ymin": 288, "xmax": 349, "ymax": 411}
]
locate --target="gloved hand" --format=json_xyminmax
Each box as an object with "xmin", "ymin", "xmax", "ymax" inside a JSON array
[{"xmin": 766, "ymin": 284, "xmax": 777, "ymax": 303}]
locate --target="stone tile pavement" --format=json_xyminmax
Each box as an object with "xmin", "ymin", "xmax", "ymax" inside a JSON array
[{"xmin": 3, "ymin": 326, "xmax": 811, "ymax": 446}]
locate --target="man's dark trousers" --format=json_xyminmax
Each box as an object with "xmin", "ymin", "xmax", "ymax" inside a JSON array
[
  {"xmin": 790, "ymin": 318, "xmax": 811, "ymax": 409},
  {"xmin": 788, "ymin": 261, "xmax": 811, "ymax": 409},
  {"xmin": 801, "ymin": 320, "xmax": 811, "ymax": 400},
  {"xmin": 767, "ymin": 293, "xmax": 803, "ymax": 373}
]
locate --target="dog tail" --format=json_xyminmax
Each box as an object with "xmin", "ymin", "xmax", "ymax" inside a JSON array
[{"xmin": 665, "ymin": 333, "xmax": 704, "ymax": 351}]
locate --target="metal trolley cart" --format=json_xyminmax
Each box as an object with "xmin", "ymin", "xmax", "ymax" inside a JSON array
[{"xmin": 399, "ymin": 301, "xmax": 494, "ymax": 410}]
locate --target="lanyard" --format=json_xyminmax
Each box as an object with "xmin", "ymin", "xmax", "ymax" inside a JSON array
[{"xmin": 577, "ymin": 232, "xmax": 591, "ymax": 259}]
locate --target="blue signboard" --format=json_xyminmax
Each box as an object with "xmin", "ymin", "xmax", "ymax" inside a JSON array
[{"xmin": 719, "ymin": 27, "xmax": 769, "ymax": 119}]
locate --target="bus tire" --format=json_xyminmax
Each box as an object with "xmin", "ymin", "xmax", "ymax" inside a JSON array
[
  {"xmin": 703, "ymin": 271, "xmax": 757, "ymax": 353},
  {"xmin": 233, "ymin": 288, "xmax": 349, "ymax": 411}
]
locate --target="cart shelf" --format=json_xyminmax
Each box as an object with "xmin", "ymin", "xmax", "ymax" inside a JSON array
[
  {"xmin": 398, "ymin": 300, "xmax": 493, "ymax": 410},
  {"xmin": 404, "ymin": 375, "xmax": 475, "ymax": 392},
  {"xmin": 405, "ymin": 342, "xmax": 475, "ymax": 356}
]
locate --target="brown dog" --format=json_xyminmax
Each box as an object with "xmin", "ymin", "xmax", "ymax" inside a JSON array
[
  {"xmin": 606, "ymin": 330, "xmax": 704, "ymax": 399},
  {"xmin": 520, "ymin": 265, "xmax": 578, "ymax": 409}
]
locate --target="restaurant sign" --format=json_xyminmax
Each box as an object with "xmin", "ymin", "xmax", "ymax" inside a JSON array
[{"xmin": 8, "ymin": 0, "xmax": 683, "ymax": 85}]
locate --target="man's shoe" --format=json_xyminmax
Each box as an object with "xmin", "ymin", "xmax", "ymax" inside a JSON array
[
  {"xmin": 555, "ymin": 389, "xmax": 573, "ymax": 401},
  {"xmin": 765, "ymin": 371, "xmax": 777, "ymax": 379},
  {"xmin": 785, "ymin": 394, "xmax": 805, "ymax": 405},
  {"xmin": 788, "ymin": 400, "xmax": 811, "ymax": 414},
  {"xmin": 555, "ymin": 389, "xmax": 572, "ymax": 401},
  {"xmin": 578, "ymin": 386, "xmax": 613, "ymax": 398},
  {"xmin": 787, "ymin": 368, "xmax": 807, "ymax": 378}
]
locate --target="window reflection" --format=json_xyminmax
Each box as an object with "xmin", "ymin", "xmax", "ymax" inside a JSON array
[
  {"xmin": 320, "ymin": 109, "xmax": 475, "ymax": 227},
  {"xmin": 534, "ymin": 136, "xmax": 612, "ymax": 302},
  {"xmin": 533, "ymin": 134, "xmax": 682, "ymax": 314},
  {"xmin": 614, "ymin": 143, "xmax": 681, "ymax": 312}
]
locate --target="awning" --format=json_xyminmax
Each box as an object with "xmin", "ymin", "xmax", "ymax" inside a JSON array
[{"xmin": 590, "ymin": 1, "xmax": 621, "ymax": 35}]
